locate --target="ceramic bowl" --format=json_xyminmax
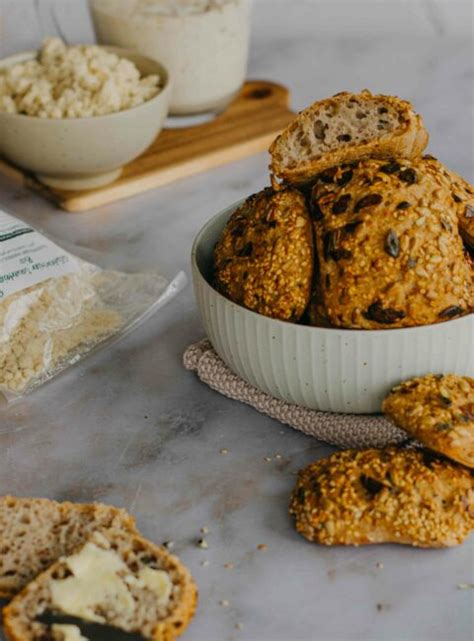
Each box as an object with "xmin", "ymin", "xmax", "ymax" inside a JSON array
[
  {"xmin": 192, "ymin": 201, "xmax": 474, "ymax": 414},
  {"xmin": 0, "ymin": 47, "xmax": 171, "ymax": 190}
]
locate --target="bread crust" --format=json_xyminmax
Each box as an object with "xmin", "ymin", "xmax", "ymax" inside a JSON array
[
  {"xmin": 214, "ymin": 187, "xmax": 314, "ymax": 321},
  {"xmin": 0, "ymin": 497, "xmax": 137, "ymax": 599},
  {"xmin": 383, "ymin": 374, "xmax": 474, "ymax": 468},
  {"xmin": 2, "ymin": 531, "xmax": 197, "ymax": 641},
  {"xmin": 290, "ymin": 447, "xmax": 474, "ymax": 547},
  {"xmin": 309, "ymin": 157, "xmax": 473, "ymax": 329},
  {"xmin": 270, "ymin": 91, "xmax": 429, "ymax": 185},
  {"xmin": 421, "ymin": 155, "xmax": 474, "ymax": 252}
]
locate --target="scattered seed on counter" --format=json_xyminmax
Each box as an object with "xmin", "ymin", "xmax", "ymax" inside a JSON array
[
  {"xmin": 235, "ymin": 623, "xmax": 244, "ymax": 631},
  {"xmin": 162, "ymin": 541, "xmax": 175, "ymax": 550},
  {"xmin": 457, "ymin": 583, "xmax": 474, "ymax": 590},
  {"xmin": 200, "ymin": 560, "xmax": 209, "ymax": 567},
  {"xmin": 197, "ymin": 538, "xmax": 209, "ymax": 549},
  {"xmin": 219, "ymin": 599, "xmax": 230, "ymax": 607},
  {"xmin": 257, "ymin": 544, "xmax": 268, "ymax": 551},
  {"xmin": 376, "ymin": 562, "xmax": 384, "ymax": 569},
  {"xmin": 220, "ymin": 448, "xmax": 229, "ymax": 455},
  {"xmin": 200, "ymin": 526, "xmax": 209, "ymax": 534},
  {"xmin": 263, "ymin": 457, "xmax": 272, "ymax": 462},
  {"xmin": 224, "ymin": 562, "xmax": 235, "ymax": 569}
]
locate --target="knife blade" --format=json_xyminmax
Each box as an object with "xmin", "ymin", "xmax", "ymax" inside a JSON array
[{"xmin": 37, "ymin": 612, "xmax": 145, "ymax": 641}]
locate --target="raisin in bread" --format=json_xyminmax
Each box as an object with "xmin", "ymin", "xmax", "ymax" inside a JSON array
[
  {"xmin": 270, "ymin": 90, "xmax": 428, "ymax": 185},
  {"xmin": 309, "ymin": 157, "xmax": 472, "ymax": 329},
  {"xmin": 0, "ymin": 497, "xmax": 137, "ymax": 599},
  {"xmin": 290, "ymin": 448, "xmax": 474, "ymax": 547},
  {"xmin": 3, "ymin": 530, "xmax": 197, "ymax": 641},
  {"xmin": 214, "ymin": 187, "xmax": 314, "ymax": 321}
]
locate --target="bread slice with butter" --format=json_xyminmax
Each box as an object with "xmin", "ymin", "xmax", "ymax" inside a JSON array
[
  {"xmin": 3, "ymin": 530, "xmax": 198, "ymax": 641},
  {"xmin": 0, "ymin": 496, "xmax": 137, "ymax": 599}
]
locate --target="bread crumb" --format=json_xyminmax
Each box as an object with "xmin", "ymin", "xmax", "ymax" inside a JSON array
[
  {"xmin": 257, "ymin": 544, "xmax": 267, "ymax": 551},
  {"xmin": 162, "ymin": 541, "xmax": 174, "ymax": 550}
]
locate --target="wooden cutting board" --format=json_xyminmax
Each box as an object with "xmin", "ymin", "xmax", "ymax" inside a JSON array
[{"xmin": 0, "ymin": 80, "xmax": 294, "ymax": 212}]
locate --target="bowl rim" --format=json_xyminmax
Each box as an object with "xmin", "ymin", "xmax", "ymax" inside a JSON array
[
  {"xmin": 90, "ymin": 0, "xmax": 249, "ymax": 21},
  {"xmin": 191, "ymin": 198, "xmax": 474, "ymax": 337},
  {"xmin": 0, "ymin": 46, "xmax": 171, "ymax": 123}
]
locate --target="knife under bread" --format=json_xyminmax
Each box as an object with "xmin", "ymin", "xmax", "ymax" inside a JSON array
[{"xmin": 37, "ymin": 612, "xmax": 145, "ymax": 641}]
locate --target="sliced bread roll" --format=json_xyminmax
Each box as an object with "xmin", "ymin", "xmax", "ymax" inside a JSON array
[
  {"xmin": 3, "ymin": 530, "xmax": 197, "ymax": 641},
  {"xmin": 269, "ymin": 90, "xmax": 428, "ymax": 185},
  {"xmin": 0, "ymin": 496, "xmax": 137, "ymax": 599}
]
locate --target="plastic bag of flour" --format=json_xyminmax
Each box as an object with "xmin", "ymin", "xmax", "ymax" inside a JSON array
[{"xmin": 0, "ymin": 208, "xmax": 186, "ymax": 401}]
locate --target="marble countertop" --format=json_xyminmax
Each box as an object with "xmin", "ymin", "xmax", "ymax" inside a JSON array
[{"xmin": 0, "ymin": 2, "xmax": 473, "ymax": 640}]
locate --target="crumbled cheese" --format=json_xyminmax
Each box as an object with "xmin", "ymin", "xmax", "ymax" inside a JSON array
[{"xmin": 0, "ymin": 38, "xmax": 161, "ymax": 118}]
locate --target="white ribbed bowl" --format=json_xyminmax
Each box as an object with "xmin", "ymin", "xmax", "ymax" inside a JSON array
[{"xmin": 192, "ymin": 201, "xmax": 474, "ymax": 414}]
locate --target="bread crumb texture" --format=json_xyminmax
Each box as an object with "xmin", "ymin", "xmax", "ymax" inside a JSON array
[
  {"xmin": 309, "ymin": 156, "xmax": 473, "ymax": 328},
  {"xmin": 3, "ymin": 529, "xmax": 197, "ymax": 641},
  {"xmin": 214, "ymin": 187, "xmax": 313, "ymax": 321},
  {"xmin": 270, "ymin": 90, "xmax": 428, "ymax": 183},
  {"xmin": 383, "ymin": 374, "xmax": 474, "ymax": 468},
  {"xmin": 0, "ymin": 38, "xmax": 161, "ymax": 118},
  {"xmin": 0, "ymin": 497, "xmax": 137, "ymax": 598},
  {"xmin": 290, "ymin": 447, "xmax": 474, "ymax": 547}
]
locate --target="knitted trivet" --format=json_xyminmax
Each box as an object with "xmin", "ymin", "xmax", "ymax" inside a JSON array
[{"xmin": 184, "ymin": 340, "xmax": 408, "ymax": 449}]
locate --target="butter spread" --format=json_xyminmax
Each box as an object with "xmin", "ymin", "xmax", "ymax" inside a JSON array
[
  {"xmin": 50, "ymin": 543, "xmax": 135, "ymax": 623},
  {"xmin": 138, "ymin": 567, "xmax": 172, "ymax": 604},
  {"xmin": 51, "ymin": 624, "xmax": 89, "ymax": 641}
]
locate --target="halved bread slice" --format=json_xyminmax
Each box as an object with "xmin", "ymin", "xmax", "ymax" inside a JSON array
[
  {"xmin": 3, "ymin": 530, "xmax": 197, "ymax": 641},
  {"xmin": 0, "ymin": 496, "xmax": 137, "ymax": 599},
  {"xmin": 269, "ymin": 90, "xmax": 428, "ymax": 185}
]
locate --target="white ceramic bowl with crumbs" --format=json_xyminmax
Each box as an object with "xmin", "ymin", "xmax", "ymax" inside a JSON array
[
  {"xmin": 0, "ymin": 46, "xmax": 171, "ymax": 190},
  {"xmin": 192, "ymin": 201, "xmax": 474, "ymax": 414}
]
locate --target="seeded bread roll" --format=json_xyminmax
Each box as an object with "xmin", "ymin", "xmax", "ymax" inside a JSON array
[
  {"xmin": 309, "ymin": 157, "xmax": 473, "ymax": 329},
  {"xmin": 383, "ymin": 374, "xmax": 474, "ymax": 468},
  {"xmin": 0, "ymin": 497, "xmax": 137, "ymax": 599},
  {"xmin": 270, "ymin": 90, "xmax": 428, "ymax": 185},
  {"xmin": 290, "ymin": 447, "xmax": 474, "ymax": 547},
  {"xmin": 214, "ymin": 187, "xmax": 314, "ymax": 321},
  {"xmin": 3, "ymin": 530, "xmax": 197, "ymax": 641},
  {"xmin": 421, "ymin": 154, "xmax": 474, "ymax": 252}
]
